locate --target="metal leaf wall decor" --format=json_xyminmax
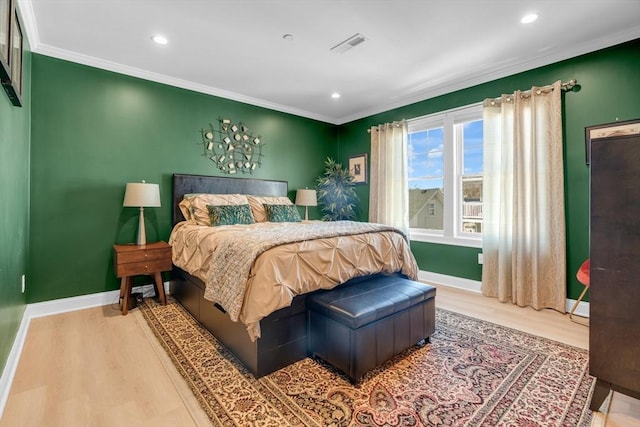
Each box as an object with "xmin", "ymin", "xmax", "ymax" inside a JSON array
[{"xmin": 200, "ymin": 118, "xmax": 264, "ymax": 174}]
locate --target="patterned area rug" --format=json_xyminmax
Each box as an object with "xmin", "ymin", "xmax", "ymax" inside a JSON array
[{"xmin": 139, "ymin": 298, "xmax": 594, "ymax": 426}]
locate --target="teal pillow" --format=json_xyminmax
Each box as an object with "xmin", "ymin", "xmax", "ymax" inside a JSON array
[
  {"xmin": 263, "ymin": 204, "xmax": 302, "ymax": 222},
  {"xmin": 206, "ymin": 204, "xmax": 255, "ymax": 226}
]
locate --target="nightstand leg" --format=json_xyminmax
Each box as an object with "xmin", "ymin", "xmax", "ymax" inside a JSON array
[
  {"xmin": 119, "ymin": 278, "xmax": 126, "ymax": 300},
  {"xmin": 154, "ymin": 272, "xmax": 167, "ymax": 305},
  {"xmin": 120, "ymin": 276, "xmax": 132, "ymax": 315}
]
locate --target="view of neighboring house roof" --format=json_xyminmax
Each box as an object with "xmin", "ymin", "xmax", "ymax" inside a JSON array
[{"xmin": 409, "ymin": 188, "xmax": 443, "ymax": 219}]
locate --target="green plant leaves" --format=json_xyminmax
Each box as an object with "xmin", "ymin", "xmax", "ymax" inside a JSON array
[{"xmin": 316, "ymin": 157, "xmax": 359, "ymax": 221}]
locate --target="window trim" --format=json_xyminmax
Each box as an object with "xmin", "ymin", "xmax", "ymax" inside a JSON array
[{"xmin": 407, "ymin": 102, "xmax": 483, "ymax": 248}]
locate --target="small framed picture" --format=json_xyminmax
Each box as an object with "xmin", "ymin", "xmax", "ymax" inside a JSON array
[
  {"xmin": 1, "ymin": 4, "xmax": 22, "ymax": 106},
  {"xmin": 585, "ymin": 118, "xmax": 640, "ymax": 165},
  {"xmin": 348, "ymin": 153, "xmax": 368, "ymax": 184},
  {"xmin": 0, "ymin": 0, "xmax": 10, "ymax": 80}
]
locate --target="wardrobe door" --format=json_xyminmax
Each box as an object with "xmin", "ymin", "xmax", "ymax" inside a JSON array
[{"xmin": 589, "ymin": 132, "xmax": 640, "ymax": 409}]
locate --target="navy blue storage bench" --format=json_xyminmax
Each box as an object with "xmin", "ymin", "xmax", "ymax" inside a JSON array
[{"xmin": 307, "ymin": 275, "xmax": 436, "ymax": 383}]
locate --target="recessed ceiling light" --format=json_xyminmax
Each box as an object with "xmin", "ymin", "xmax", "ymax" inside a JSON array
[
  {"xmin": 521, "ymin": 13, "xmax": 539, "ymax": 24},
  {"xmin": 151, "ymin": 35, "xmax": 168, "ymax": 45},
  {"xmin": 282, "ymin": 34, "xmax": 294, "ymax": 41},
  {"xmin": 331, "ymin": 92, "xmax": 341, "ymax": 99}
]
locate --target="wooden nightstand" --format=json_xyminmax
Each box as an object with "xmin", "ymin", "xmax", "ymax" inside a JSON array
[{"xmin": 113, "ymin": 241, "xmax": 172, "ymax": 315}]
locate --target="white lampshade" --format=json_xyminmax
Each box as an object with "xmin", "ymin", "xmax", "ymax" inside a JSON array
[
  {"xmin": 295, "ymin": 188, "xmax": 317, "ymax": 221},
  {"xmin": 123, "ymin": 182, "xmax": 161, "ymax": 207},
  {"xmin": 123, "ymin": 181, "xmax": 161, "ymax": 245},
  {"xmin": 295, "ymin": 189, "xmax": 317, "ymax": 207}
]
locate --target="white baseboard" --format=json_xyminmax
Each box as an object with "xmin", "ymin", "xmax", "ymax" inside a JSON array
[
  {"xmin": 566, "ymin": 298, "xmax": 590, "ymax": 318},
  {"xmin": 0, "ymin": 281, "xmax": 169, "ymax": 418},
  {"xmin": 418, "ymin": 270, "xmax": 482, "ymax": 293},
  {"xmin": 25, "ymin": 282, "xmax": 168, "ymax": 319},
  {"xmin": 418, "ymin": 270, "xmax": 590, "ymax": 318},
  {"xmin": 0, "ymin": 307, "xmax": 30, "ymax": 419}
]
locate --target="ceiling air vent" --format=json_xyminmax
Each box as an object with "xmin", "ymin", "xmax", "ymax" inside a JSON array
[{"xmin": 330, "ymin": 33, "xmax": 366, "ymax": 54}]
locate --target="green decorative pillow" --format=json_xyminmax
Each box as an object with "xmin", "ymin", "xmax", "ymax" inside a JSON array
[
  {"xmin": 206, "ymin": 204, "xmax": 255, "ymax": 226},
  {"xmin": 263, "ymin": 204, "xmax": 302, "ymax": 223}
]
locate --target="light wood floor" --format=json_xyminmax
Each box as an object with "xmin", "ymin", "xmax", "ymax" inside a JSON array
[{"xmin": 1, "ymin": 285, "xmax": 638, "ymax": 427}]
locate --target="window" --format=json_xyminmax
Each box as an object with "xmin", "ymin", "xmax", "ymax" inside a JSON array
[
  {"xmin": 407, "ymin": 103, "xmax": 483, "ymax": 247},
  {"xmin": 427, "ymin": 201, "xmax": 436, "ymax": 216}
]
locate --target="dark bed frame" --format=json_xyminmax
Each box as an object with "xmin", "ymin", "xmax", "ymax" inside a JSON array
[
  {"xmin": 170, "ymin": 173, "xmax": 312, "ymax": 377},
  {"xmin": 170, "ymin": 173, "xmax": 403, "ymax": 377}
]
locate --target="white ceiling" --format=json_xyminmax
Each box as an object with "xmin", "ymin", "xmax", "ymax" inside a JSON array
[{"xmin": 19, "ymin": 0, "xmax": 640, "ymax": 124}]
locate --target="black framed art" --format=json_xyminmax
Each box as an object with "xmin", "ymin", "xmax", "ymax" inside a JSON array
[
  {"xmin": 1, "ymin": 2, "xmax": 22, "ymax": 106},
  {"xmin": 0, "ymin": 0, "xmax": 10, "ymax": 80},
  {"xmin": 348, "ymin": 153, "xmax": 368, "ymax": 184},
  {"xmin": 585, "ymin": 118, "xmax": 640, "ymax": 165}
]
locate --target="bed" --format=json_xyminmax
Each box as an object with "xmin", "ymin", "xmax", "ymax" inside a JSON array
[{"xmin": 169, "ymin": 173, "xmax": 418, "ymax": 377}]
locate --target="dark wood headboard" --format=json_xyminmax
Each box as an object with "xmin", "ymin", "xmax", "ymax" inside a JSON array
[{"xmin": 172, "ymin": 174, "xmax": 288, "ymax": 225}]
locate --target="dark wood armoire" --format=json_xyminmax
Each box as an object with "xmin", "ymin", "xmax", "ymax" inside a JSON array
[{"xmin": 588, "ymin": 119, "xmax": 640, "ymax": 410}]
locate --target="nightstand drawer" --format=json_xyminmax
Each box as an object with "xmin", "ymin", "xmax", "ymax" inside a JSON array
[
  {"xmin": 113, "ymin": 241, "xmax": 171, "ymax": 315},
  {"xmin": 116, "ymin": 258, "xmax": 173, "ymax": 277},
  {"xmin": 113, "ymin": 241, "xmax": 173, "ymax": 278},
  {"xmin": 118, "ymin": 247, "xmax": 171, "ymax": 263}
]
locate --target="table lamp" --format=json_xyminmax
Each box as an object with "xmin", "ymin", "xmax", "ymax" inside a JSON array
[
  {"xmin": 295, "ymin": 188, "xmax": 317, "ymax": 220},
  {"xmin": 123, "ymin": 181, "xmax": 161, "ymax": 245}
]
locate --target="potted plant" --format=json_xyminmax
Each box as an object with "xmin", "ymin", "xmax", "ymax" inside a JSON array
[{"xmin": 316, "ymin": 157, "xmax": 358, "ymax": 221}]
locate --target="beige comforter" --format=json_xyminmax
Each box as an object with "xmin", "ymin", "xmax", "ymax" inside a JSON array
[{"xmin": 169, "ymin": 220, "xmax": 418, "ymax": 340}]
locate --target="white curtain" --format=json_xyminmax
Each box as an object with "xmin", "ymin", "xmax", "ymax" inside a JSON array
[
  {"xmin": 369, "ymin": 121, "xmax": 409, "ymax": 234},
  {"xmin": 482, "ymin": 81, "xmax": 566, "ymax": 312}
]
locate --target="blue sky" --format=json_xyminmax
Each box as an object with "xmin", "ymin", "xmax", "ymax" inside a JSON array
[{"xmin": 408, "ymin": 120, "xmax": 483, "ymax": 189}]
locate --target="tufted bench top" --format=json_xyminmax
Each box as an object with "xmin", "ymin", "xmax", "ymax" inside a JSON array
[{"xmin": 307, "ymin": 275, "xmax": 436, "ymax": 329}]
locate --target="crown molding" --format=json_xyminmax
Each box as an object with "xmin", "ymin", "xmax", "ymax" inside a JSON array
[
  {"xmin": 15, "ymin": 0, "xmax": 640, "ymax": 126},
  {"xmin": 34, "ymin": 44, "xmax": 338, "ymax": 124},
  {"xmin": 335, "ymin": 26, "xmax": 640, "ymax": 125},
  {"xmin": 18, "ymin": 3, "xmax": 337, "ymax": 123},
  {"xmin": 16, "ymin": 0, "xmax": 39, "ymax": 51}
]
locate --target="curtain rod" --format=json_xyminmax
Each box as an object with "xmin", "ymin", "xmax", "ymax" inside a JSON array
[
  {"xmin": 485, "ymin": 79, "xmax": 579, "ymax": 106},
  {"xmin": 367, "ymin": 120, "xmax": 405, "ymax": 133},
  {"xmin": 561, "ymin": 79, "xmax": 578, "ymax": 91},
  {"xmin": 367, "ymin": 79, "xmax": 577, "ymax": 133}
]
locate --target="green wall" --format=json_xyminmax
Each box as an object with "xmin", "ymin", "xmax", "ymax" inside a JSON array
[
  {"xmin": 23, "ymin": 39, "xmax": 640, "ymax": 306},
  {"xmin": 338, "ymin": 39, "xmax": 640, "ymax": 299},
  {"xmin": 2, "ymin": 36, "xmax": 637, "ymax": 380},
  {"xmin": 0, "ymin": 50, "xmax": 31, "ymax": 374},
  {"xmin": 28, "ymin": 54, "xmax": 337, "ymax": 303}
]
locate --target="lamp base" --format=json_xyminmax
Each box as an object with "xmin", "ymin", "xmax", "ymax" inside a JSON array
[{"xmin": 137, "ymin": 207, "xmax": 147, "ymax": 245}]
